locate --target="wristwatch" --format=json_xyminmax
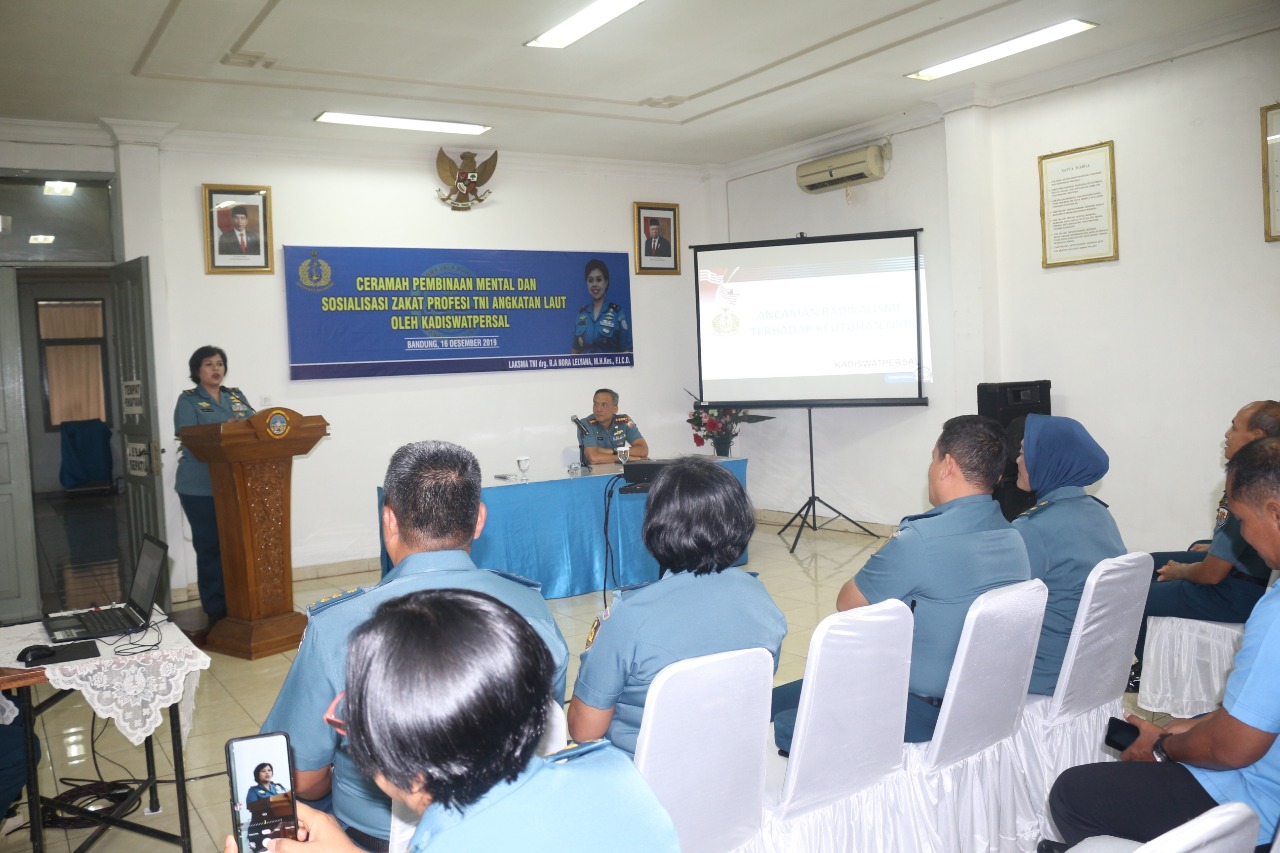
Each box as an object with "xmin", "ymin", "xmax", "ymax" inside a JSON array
[{"xmin": 1152, "ymin": 733, "xmax": 1172, "ymax": 763}]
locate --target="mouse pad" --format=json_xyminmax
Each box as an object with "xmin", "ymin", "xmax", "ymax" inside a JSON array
[{"xmin": 28, "ymin": 640, "xmax": 101, "ymax": 668}]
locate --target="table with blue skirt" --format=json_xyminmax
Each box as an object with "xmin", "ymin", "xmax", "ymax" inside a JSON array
[{"xmin": 379, "ymin": 458, "xmax": 748, "ymax": 599}]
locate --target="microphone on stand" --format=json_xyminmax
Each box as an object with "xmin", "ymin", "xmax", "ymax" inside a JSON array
[
  {"xmin": 571, "ymin": 416, "xmax": 592, "ymax": 470},
  {"xmin": 571, "ymin": 415, "xmax": 589, "ymax": 435}
]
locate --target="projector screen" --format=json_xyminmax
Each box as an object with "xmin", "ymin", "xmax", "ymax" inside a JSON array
[{"xmin": 694, "ymin": 230, "xmax": 928, "ymax": 408}]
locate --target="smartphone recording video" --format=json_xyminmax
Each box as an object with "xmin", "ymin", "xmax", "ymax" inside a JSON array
[{"xmin": 225, "ymin": 732, "xmax": 299, "ymax": 853}]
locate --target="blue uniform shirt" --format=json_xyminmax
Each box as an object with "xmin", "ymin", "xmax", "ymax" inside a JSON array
[
  {"xmin": 1207, "ymin": 503, "xmax": 1271, "ymax": 581},
  {"xmin": 580, "ymin": 413, "xmax": 643, "ymax": 455},
  {"xmin": 573, "ymin": 303, "xmax": 631, "ymax": 353},
  {"xmin": 173, "ymin": 386, "xmax": 255, "ymax": 496},
  {"xmin": 245, "ymin": 782, "xmax": 286, "ymax": 803},
  {"xmin": 407, "ymin": 741, "xmax": 678, "ymax": 852},
  {"xmin": 1188, "ymin": 584, "xmax": 1280, "ymax": 846},
  {"xmin": 572, "ymin": 567, "xmax": 787, "ymax": 757},
  {"xmin": 854, "ymin": 494, "xmax": 1031, "ymax": 698},
  {"xmin": 261, "ymin": 550, "xmax": 569, "ymax": 841},
  {"xmin": 1013, "ymin": 486, "xmax": 1126, "ymax": 695}
]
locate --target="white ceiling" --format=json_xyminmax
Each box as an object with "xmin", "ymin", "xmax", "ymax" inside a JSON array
[{"xmin": 1, "ymin": 0, "xmax": 1277, "ymax": 166}]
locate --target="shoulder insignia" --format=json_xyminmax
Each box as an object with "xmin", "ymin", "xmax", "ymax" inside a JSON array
[
  {"xmin": 872, "ymin": 534, "xmax": 895, "ymax": 555},
  {"xmin": 545, "ymin": 739, "xmax": 610, "ymax": 763},
  {"xmin": 182, "ymin": 388, "xmax": 198, "ymax": 396},
  {"xmin": 307, "ymin": 587, "xmax": 367, "ymax": 616},
  {"xmin": 484, "ymin": 569, "xmax": 542, "ymax": 592},
  {"xmin": 587, "ymin": 416, "xmax": 600, "ymax": 425},
  {"xmin": 225, "ymin": 387, "xmax": 243, "ymax": 395},
  {"xmin": 614, "ymin": 414, "xmax": 632, "ymax": 425},
  {"xmin": 578, "ymin": 303, "xmax": 591, "ymax": 313},
  {"xmin": 584, "ymin": 614, "xmax": 603, "ymax": 650},
  {"xmin": 614, "ymin": 580, "xmax": 653, "ymax": 594},
  {"xmin": 1088, "ymin": 495, "xmax": 1110, "ymax": 509},
  {"xmin": 1018, "ymin": 500, "xmax": 1051, "ymax": 518},
  {"xmin": 608, "ymin": 303, "xmax": 622, "ymax": 312}
]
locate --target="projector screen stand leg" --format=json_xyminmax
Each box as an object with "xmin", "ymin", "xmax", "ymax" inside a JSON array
[{"xmin": 777, "ymin": 408, "xmax": 877, "ymax": 553}]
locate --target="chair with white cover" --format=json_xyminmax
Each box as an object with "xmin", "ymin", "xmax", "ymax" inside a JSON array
[
  {"xmin": 900, "ymin": 579, "xmax": 1048, "ymax": 853},
  {"xmin": 1013, "ymin": 552, "xmax": 1154, "ymax": 850},
  {"xmin": 1137, "ymin": 617, "xmax": 1244, "ymax": 718},
  {"xmin": 1067, "ymin": 801, "xmax": 1258, "ymax": 853},
  {"xmin": 743, "ymin": 600, "xmax": 918, "ymax": 852},
  {"xmin": 633, "ymin": 647, "xmax": 774, "ymax": 853},
  {"xmin": 388, "ymin": 698, "xmax": 571, "ymax": 852}
]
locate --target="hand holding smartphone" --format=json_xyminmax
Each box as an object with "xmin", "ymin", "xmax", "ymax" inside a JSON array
[
  {"xmin": 226, "ymin": 732, "xmax": 300, "ymax": 853},
  {"xmin": 1104, "ymin": 716, "xmax": 1140, "ymax": 752}
]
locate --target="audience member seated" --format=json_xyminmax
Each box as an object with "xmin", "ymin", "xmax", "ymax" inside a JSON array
[
  {"xmin": 567, "ymin": 455, "xmax": 786, "ymax": 757},
  {"xmin": 579, "ymin": 387, "xmax": 650, "ymax": 465},
  {"xmin": 232, "ymin": 589, "xmax": 678, "ymax": 853},
  {"xmin": 1012, "ymin": 414, "xmax": 1126, "ymax": 695},
  {"xmin": 1130, "ymin": 400, "xmax": 1280, "ymax": 690},
  {"xmin": 261, "ymin": 440, "xmax": 568, "ymax": 852},
  {"xmin": 1046, "ymin": 436, "xmax": 1280, "ymax": 852},
  {"xmin": 772, "ymin": 415, "xmax": 1031, "ymax": 749}
]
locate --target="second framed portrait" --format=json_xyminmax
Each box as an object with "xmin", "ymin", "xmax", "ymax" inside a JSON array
[
  {"xmin": 202, "ymin": 184, "xmax": 274, "ymax": 274},
  {"xmin": 633, "ymin": 202, "xmax": 680, "ymax": 275}
]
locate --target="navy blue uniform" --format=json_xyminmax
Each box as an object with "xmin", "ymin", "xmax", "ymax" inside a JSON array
[{"xmin": 573, "ymin": 303, "xmax": 631, "ymax": 353}]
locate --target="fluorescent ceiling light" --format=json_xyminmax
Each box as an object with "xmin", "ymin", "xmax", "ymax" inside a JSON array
[
  {"xmin": 30, "ymin": 235, "xmax": 55, "ymax": 244},
  {"xmin": 316, "ymin": 112, "xmax": 490, "ymax": 135},
  {"xmin": 44, "ymin": 181, "xmax": 76, "ymax": 196},
  {"xmin": 527, "ymin": 0, "xmax": 646, "ymax": 48},
  {"xmin": 908, "ymin": 19, "xmax": 1097, "ymax": 81}
]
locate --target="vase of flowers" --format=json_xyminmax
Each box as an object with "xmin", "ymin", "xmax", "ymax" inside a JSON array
[{"xmin": 687, "ymin": 407, "xmax": 773, "ymax": 457}]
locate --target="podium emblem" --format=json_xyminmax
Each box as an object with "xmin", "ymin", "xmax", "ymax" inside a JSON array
[{"xmin": 266, "ymin": 410, "xmax": 291, "ymax": 438}]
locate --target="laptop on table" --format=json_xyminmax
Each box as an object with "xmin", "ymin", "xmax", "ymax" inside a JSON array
[{"xmin": 43, "ymin": 535, "xmax": 168, "ymax": 643}]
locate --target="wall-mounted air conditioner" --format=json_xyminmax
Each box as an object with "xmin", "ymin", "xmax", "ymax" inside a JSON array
[{"xmin": 796, "ymin": 145, "xmax": 885, "ymax": 193}]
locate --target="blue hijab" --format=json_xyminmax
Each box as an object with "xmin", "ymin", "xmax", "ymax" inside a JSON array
[{"xmin": 1023, "ymin": 414, "xmax": 1109, "ymax": 493}]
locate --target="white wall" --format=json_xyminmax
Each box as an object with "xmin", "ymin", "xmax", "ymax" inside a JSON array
[{"xmin": 724, "ymin": 30, "xmax": 1280, "ymax": 550}]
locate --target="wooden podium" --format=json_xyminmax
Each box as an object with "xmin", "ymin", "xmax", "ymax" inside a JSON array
[{"xmin": 179, "ymin": 408, "xmax": 328, "ymax": 659}]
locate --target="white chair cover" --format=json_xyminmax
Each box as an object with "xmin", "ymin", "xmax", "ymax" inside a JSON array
[
  {"xmin": 902, "ymin": 579, "xmax": 1048, "ymax": 853},
  {"xmin": 742, "ymin": 600, "xmax": 918, "ymax": 852},
  {"xmin": 1069, "ymin": 802, "xmax": 1258, "ymax": 853},
  {"xmin": 1012, "ymin": 552, "xmax": 1154, "ymax": 849},
  {"xmin": 1138, "ymin": 617, "xmax": 1244, "ymax": 718},
  {"xmin": 633, "ymin": 647, "xmax": 773, "ymax": 853},
  {"xmin": 387, "ymin": 697, "xmax": 571, "ymax": 853}
]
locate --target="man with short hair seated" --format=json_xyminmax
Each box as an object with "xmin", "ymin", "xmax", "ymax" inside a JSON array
[
  {"xmin": 1047, "ymin": 435, "xmax": 1280, "ymax": 852},
  {"xmin": 772, "ymin": 415, "xmax": 1031, "ymax": 749},
  {"xmin": 261, "ymin": 441, "xmax": 568, "ymax": 852}
]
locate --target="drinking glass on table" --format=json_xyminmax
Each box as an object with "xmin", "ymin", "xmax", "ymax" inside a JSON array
[
  {"xmin": 516, "ymin": 456, "xmax": 531, "ymax": 481},
  {"xmin": 616, "ymin": 445, "xmax": 630, "ymax": 465}
]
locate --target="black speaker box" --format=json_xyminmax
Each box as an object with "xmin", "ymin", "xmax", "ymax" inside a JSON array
[{"xmin": 977, "ymin": 381, "xmax": 1051, "ymax": 521}]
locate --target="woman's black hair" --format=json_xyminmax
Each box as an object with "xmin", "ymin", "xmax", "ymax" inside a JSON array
[
  {"xmin": 188, "ymin": 345, "xmax": 228, "ymax": 384},
  {"xmin": 252, "ymin": 763, "xmax": 272, "ymax": 783},
  {"xmin": 584, "ymin": 258, "xmax": 609, "ymax": 284},
  {"xmin": 343, "ymin": 589, "xmax": 552, "ymax": 811},
  {"xmin": 642, "ymin": 456, "xmax": 754, "ymax": 576}
]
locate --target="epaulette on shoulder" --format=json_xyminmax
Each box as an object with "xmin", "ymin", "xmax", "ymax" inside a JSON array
[
  {"xmin": 485, "ymin": 569, "xmax": 543, "ymax": 592},
  {"xmin": 614, "ymin": 414, "xmax": 632, "ymax": 424},
  {"xmin": 613, "ymin": 579, "xmax": 654, "ymax": 602},
  {"xmin": 1018, "ymin": 500, "xmax": 1051, "ymax": 518},
  {"xmin": 578, "ymin": 303, "xmax": 591, "ymax": 313},
  {"xmin": 608, "ymin": 302, "xmax": 622, "ymax": 312},
  {"xmin": 182, "ymin": 388, "xmax": 198, "ymax": 396},
  {"xmin": 307, "ymin": 586, "xmax": 367, "ymax": 616},
  {"xmin": 587, "ymin": 416, "xmax": 600, "ymax": 425},
  {"xmin": 544, "ymin": 739, "xmax": 610, "ymax": 764},
  {"xmin": 225, "ymin": 386, "xmax": 244, "ymax": 395}
]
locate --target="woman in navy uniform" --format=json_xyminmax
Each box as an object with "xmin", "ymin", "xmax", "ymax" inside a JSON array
[
  {"xmin": 174, "ymin": 345, "xmax": 255, "ymax": 621},
  {"xmin": 571, "ymin": 259, "xmax": 631, "ymax": 354},
  {"xmin": 245, "ymin": 763, "xmax": 287, "ymax": 804},
  {"xmin": 227, "ymin": 589, "xmax": 678, "ymax": 853}
]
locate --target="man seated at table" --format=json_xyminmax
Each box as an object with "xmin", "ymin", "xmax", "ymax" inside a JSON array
[
  {"xmin": 261, "ymin": 440, "xmax": 568, "ymax": 852},
  {"xmin": 772, "ymin": 415, "xmax": 1030, "ymax": 749},
  {"xmin": 579, "ymin": 388, "xmax": 650, "ymax": 465}
]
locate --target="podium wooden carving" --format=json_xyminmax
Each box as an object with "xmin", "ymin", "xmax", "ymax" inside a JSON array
[{"xmin": 179, "ymin": 408, "xmax": 328, "ymax": 659}]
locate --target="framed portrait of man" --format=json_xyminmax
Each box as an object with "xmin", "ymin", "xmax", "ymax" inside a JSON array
[
  {"xmin": 633, "ymin": 202, "xmax": 679, "ymax": 275},
  {"xmin": 203, "ymin": 184, "xmax": 274, "ymax": 274}
]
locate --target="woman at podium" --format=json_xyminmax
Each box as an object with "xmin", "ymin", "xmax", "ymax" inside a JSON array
[{"xmin": 174, "ymin": 345, "xmax": 255, "ymax": 622}]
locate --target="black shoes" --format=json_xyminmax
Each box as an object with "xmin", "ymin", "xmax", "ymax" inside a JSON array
[
  {"xmin": 1126, "ymin": 661, "xmax": 1142, "ymax": 693},
  {"xmin": 1037, "ymin": 840, "xmax": 1068, "ymax": 853}
]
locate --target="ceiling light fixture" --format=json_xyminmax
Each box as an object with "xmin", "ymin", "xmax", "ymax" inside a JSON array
[
  {"xmin": 526, "ymin": 0, "xmax": 646, "ymax": 49},
  {"xmin": 908, "ymin": 19, "xmax": 1097, "ymax": 82},
  {"xmin": 30, "ymin": 235, "xmax": 55, "ymax": 244},
  {"xmin": 44, "ymin": 181, "xmax": 77, "ymax": 196},
  {"xmin": 315, "ymin": 112, "xmax": 490, "ymax": 135}
]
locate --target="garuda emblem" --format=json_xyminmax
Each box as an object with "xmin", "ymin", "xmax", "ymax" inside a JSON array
[{"xmin": 436, "ymin": 148, "xmax": 498, "ymax": 211}]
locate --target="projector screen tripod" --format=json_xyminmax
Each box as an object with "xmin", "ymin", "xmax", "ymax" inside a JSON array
[{"xmin": 778, "ymin": 408, "xmax": 877, "ymax": 553}]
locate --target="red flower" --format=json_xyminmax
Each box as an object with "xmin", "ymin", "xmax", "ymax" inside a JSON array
[
  {"xmin": 693, "ymin": 434, "xmax": 705, "ymax": 447},
  {"xmin": 705, "ymin": 418, "xmax": 722, "ymax": 432}
]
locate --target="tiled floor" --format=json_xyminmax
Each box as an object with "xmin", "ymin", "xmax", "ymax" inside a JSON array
[{"xmin": 4, "ymin": 521, "xmax": 882, "ymax": 853}]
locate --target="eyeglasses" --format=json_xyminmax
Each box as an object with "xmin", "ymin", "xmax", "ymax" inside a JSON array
[{"xmin": 324, "ymin": 691, "xmax": 347, "ymax": 737}]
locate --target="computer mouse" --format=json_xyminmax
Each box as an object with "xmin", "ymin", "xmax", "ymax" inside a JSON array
[{"xmin": 17, "ymin": 644, "xmax": 55, "ymax": 664}]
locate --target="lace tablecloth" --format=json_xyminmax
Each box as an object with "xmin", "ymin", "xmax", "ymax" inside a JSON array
[{"xmin": 0, "ymin": 611, "xmax": 211, "ymax": 745}]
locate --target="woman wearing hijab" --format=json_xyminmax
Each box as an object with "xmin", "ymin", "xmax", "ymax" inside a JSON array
[{"xmin": 1013, "ymin": 414, "xmax": 1126, "ymax": 696}]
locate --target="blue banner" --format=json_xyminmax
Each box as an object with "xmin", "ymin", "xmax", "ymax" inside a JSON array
[{"xmin": 283, "ymin": 246, "xmax": 635, "ymax": 380}]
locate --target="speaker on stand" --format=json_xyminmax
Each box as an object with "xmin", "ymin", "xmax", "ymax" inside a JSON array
[{"xmin": 977, "ymin": 380, "xmax": 1051, "ymax": 521}]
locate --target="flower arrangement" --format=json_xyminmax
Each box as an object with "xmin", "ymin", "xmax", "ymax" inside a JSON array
[{"xmin": 687, "ymin": 406, "xmax": 774, "ymax": 449}]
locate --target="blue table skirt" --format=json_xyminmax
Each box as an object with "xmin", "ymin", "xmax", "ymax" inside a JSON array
[{"xmin": 379, "ymin": 458, "xmax": 748, "ymax": 599}]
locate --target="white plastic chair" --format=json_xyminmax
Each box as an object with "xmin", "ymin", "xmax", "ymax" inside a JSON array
[
  {"xmin": 388, "ymin": 697, "xmax": 571, "ymax": 852},
  {"xmin": 633, "ymin": 647, "xmax": 773, "ymax": 853},
  {"xmin": 747, "ymin": 600, "xmax": 918, "ymax": 852},
  {"xmin": 1009, "ymin": 553, "xmax": 1152, "ymax": 848},
  {"xmin": 900, "ymin": 579, "xmax": 1048, "ymax": 853},
  {"xmin": 1138, "ymin": 617, "xmax": 1244, "ymax": 718},
  {"xmin": 1069, "ymin": 801, "xmax": 1258, "ymax": 852}
]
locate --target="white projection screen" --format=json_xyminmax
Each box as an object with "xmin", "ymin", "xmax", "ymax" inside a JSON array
[{"xmin": 693, "ymin": 230, "xmax": 929, "ymax": 408}]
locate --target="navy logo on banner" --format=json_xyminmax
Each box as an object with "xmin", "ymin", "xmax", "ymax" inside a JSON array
[{"xmin": 297, "ymin": 252, "xmax": 334, "ymax": 292}]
